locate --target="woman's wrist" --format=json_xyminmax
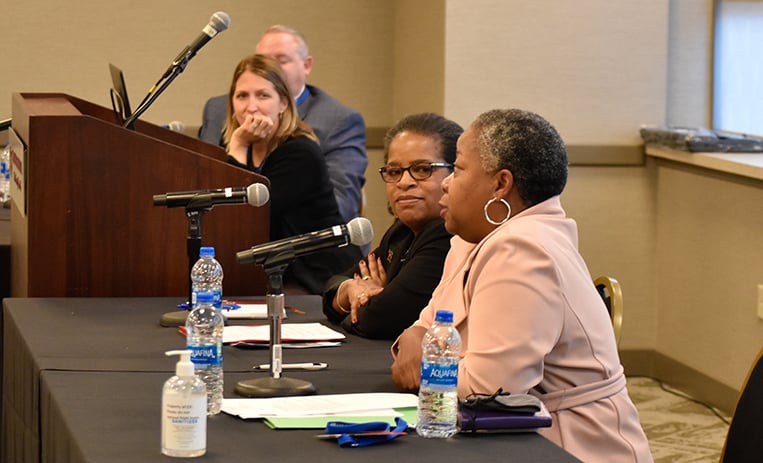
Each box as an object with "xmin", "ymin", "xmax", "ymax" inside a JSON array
[
  {"xmin": 334, "ymin": 279, "xmax": 352, "ymax": 314},
  {"xmin": 226, "ymin": 141, "xmax": 247, "ymax": 165},
  {"xmin": 226, "ymin": 153, "xmax": 246, "ymax": 168}
]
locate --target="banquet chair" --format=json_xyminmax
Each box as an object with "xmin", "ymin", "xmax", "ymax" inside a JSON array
[
  {"xmin": 721, "ymin": 347, "xmax": 763, "ymax": 462},
  {"xmin": 594, "ymin": 276, "xmax": 623, "ymax": 346}
]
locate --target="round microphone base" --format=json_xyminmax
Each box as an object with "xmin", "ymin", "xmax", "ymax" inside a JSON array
[
  {"xmin": 159, "ymin": 310, "xmax": 189, "ymax": 327},
  {"xmin": 234, "ymin": 377, "xmax": 316, "ymax": 398}
]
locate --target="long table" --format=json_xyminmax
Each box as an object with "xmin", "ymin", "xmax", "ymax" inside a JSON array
[
  {"xmin": 3, "ymin": 297, "xmax": 579, "ymax": 462},
  {"xmin": 0, "ymin": 207, "xmax": 9, "ymax": 423}
]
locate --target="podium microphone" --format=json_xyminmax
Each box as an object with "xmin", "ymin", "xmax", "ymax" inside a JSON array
[
  {"xmin": 161, "ymin": 11, "xmax": 231, "ymax": 80},
  {"xmin": 237, "ymin": 217, "xmax": 374, "ymax": 266},
  {"xmin": 153, "ymin": 183, "xmax": 269, "ymax": 209},
  {"xmin": 125, "ymin": 12, "xmax": 230, "ymax": 130},
  {"xmin": 163, "ymin": 121, "xmax": 186, "ymax": 133}
]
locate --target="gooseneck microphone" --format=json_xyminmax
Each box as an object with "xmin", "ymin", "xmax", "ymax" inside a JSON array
[
  {"xmin": 161, "ymin": 11, "xmax": 231, "ymax": 80},
  {"xmin": 237, "ymin": 217, "xmax": 374, "ymax": 266},
  {"xmin": 153, "ymin": 183, "xmax": 269, "ymax": 209},
  {"xmin": 124, "ymin": 11, "xmax": 230, "ymax": 129},
  {"xmin": 163, "ymin": 121, "xmax": 186, "ymax": 133}
]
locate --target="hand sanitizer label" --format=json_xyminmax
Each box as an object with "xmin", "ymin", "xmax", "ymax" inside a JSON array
[{"xmin": 162, "ymin": 393, "xmax": 206, "ymax": 452}]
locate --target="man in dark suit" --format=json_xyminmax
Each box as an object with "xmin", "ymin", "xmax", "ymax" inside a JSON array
[{"xmin": 198, "ymin": 25, "xmax": 367, "ymax": 223}]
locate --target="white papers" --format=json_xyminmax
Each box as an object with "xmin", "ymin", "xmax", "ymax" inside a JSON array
[
  {"xmin": 221, "ymin": 393, "xmax": 418, "ymax": 419},
  {"xmin": 222, "ymin": 302, "xmax": 268, "ymax": 319},
  {"xmin": 222, "ymin": 323, "xmax": 346, "ymax": 344}
]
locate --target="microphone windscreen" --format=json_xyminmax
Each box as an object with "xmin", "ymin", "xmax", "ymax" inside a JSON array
[
  {"xmin": 210, "ymin": 11, "xmax": 230, "ymax": 32},
  {"xmin": 167, "ymin": 120, "xmax": 185, "ymax": 133},
  {"xmin": 346, "ymin": 217, "xmax": 373, "ymax": 247},
  {"xmin": 246, "ymin": 183, "xmax": 270, "ymax": 207}
]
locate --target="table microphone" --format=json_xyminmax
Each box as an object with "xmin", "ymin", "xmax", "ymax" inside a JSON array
[
  {"xmin": 153, "ymin": 183, "xmax": 269, "ymax": 209},
  {"xmin": 233, "ymin": 217, "xmax": 373, "ymax": 398},
  {"xmin": 155, "ymin": 182, "xmax": 268, "ymax": 328},
  {"xmin": 237, "ymin": 217, "xmax": 373, "ymax": 266}
]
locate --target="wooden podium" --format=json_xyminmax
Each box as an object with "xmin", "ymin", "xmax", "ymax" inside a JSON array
[{"xmin": 9, "ymin": 93, "xmax": 269, "ymax": 298}]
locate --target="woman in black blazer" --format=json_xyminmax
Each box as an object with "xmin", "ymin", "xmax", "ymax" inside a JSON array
[{"xmin": 323, "ymin": 113, "xmax": 462, "ymax": 339}]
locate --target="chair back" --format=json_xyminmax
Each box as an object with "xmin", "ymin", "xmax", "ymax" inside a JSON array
[
  {"xmin": 594, "ymin": 276, "xmax": 623, "ymax": 346},
  {"xmin": 721, "ymin": 347, "xmax": 763, "ymax": 462}
]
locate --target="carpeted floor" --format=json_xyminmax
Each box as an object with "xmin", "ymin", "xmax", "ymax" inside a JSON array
[{"xmin": 627, "ymin": 376, "xmax": 731, "ymax": 463}]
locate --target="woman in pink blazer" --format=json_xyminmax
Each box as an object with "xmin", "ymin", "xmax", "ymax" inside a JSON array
[{"xmin": 391, "ymin": 109, "xmax": 653, "ymax": 462}]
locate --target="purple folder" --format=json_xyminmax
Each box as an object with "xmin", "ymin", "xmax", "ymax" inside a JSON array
[{"xmin": 458, "ymin": 403, "xmax": 552, "ymax": 432}]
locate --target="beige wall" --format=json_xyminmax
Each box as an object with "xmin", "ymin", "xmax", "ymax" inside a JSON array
[
  {"xmin": 0, "ymin": 0, "xmax": 435, "ymax": 252},
  {"xmin": 391, "ymin": 0, "xmax": 445, "ymax": 118},
  {"xmin": 441, "ymin": 0, "xmax": 763, "ymax": 394},
  {"xmin": 443, "ymin": 0, "xmax": 669, "ymax": 143},
  {"xmin": 361, "ymin": 0, "xmax": 447, "ymax": 248},
  {"xmin": 654, "ymin": 162, "xmax": 763, "ymax": 389},
  {"xmin": 3, "ymin": 0, "xmax": 759, "ymax": 396},
  {"xmin": 563, "ymin": 165, "xmax": 658, "ymax": 349},
  {"xmin": 634, "ymin": 0, "xmax": 763, "ymax": 396},
  {"xmin": 363, "ymin": 147, "xmax": 395, "ymax": 248},
  {"xmin": 0, "ymin": 0, "xmax": 393, "ymax": 128},
  {"xmin": 443, "ymin": 0, "xmax": 669, "ymax": 351},
  {"xmin": 666, "ymin": 0, "xmax": 714, "ymax": 127}
]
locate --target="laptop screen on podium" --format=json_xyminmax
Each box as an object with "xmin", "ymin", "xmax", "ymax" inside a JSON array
[{"xmin": 108, "ymin": 63, "xmax": 132, "ymax": 124}]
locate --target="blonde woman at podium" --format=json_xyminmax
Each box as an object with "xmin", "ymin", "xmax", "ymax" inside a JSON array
[{"xmin": 223, "ymin": 54, "xmax": 362, "ymax": 294}]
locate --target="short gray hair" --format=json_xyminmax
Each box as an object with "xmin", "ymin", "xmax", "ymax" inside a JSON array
[
  {"xmin": 473, "ymin": 109, "xmax": 568, "ymax": 207},
  {"xmin": 263, "ymin": 24, "xmax": 309, "ymax": 59}
]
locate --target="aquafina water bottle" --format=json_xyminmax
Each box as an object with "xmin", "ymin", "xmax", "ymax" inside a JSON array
[
  {"xmin": 190, "ymin": 246, "xmax": 223, "ymax": 309},
  {"xmin": 1, "ymin": 142, "xmax": 11, "ymax": 203},
  {"xmin": 417, "ymin": 309, "xmax": 461, "ymax": 438},
  {"xmin": 186, "ymin": 291, "xmax": 224, "ymax": 415}
]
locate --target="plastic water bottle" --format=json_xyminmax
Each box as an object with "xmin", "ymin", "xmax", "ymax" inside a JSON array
[
  {"xmin": 191, "ymin": 247, "xmax": 223, "ymax": 309},
  {"xmin": 0, "ymin": 142, "xmax": 10, "ymax": 203},
  {"xmin": 186, "ymin": 291, "xmax": 224, "ymax": 415},
  {"xmin": 417, "ymin": 309, "xmax": 461, "ymax": 438}
]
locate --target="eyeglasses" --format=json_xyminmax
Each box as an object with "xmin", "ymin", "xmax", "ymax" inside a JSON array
[{"xmin": 378, "ymin": 161, "xmax": 453, "ymax": 183}]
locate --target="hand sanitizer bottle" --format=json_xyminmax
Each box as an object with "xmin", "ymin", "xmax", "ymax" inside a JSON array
[{"xmin": 162, "ymin": 350, "xmax": 207, "ymax": 457}]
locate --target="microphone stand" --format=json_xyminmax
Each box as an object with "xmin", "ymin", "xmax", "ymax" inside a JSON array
[
  {"xmin": 234, "ymin": 254, "xmax": 316, "ymax": 397},
  {"xmin": 159, "ymin": 202, "xmax": 209, "ymax": 327},
  {"xmin": 123, "ymin": 54, "xmax": 190, "ymax": 130}
]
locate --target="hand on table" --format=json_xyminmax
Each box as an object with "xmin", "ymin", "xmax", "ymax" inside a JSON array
[{"xmin": 390, "ymin": 325, "xmax": 426, "ymax": 392}]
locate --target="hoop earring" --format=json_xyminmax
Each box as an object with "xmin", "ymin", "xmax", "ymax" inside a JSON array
[{"xmin": 484, "ymin": 197, "xmax": 511, "ymax": 226}]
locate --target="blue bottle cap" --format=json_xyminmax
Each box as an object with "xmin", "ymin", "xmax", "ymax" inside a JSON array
[
  {"xmin": 197, "ymin": 291, "xmax": 215, "ymax": 303},
  {"xmin": 434, "ymin": 310, "xmax": 453, "ymax": 323},
  {"xmin": 199, "ymin": 247, "xmax": 215, "ymax": 257}
]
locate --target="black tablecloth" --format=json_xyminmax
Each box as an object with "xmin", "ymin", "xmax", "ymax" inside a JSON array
[
  {"xmin": 0, "ymin": 206, "xmax": 10, "ymax": 407},
  {"xmin": 3, "ymin": 297, "xmax": 579, "ymax": 463}
]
